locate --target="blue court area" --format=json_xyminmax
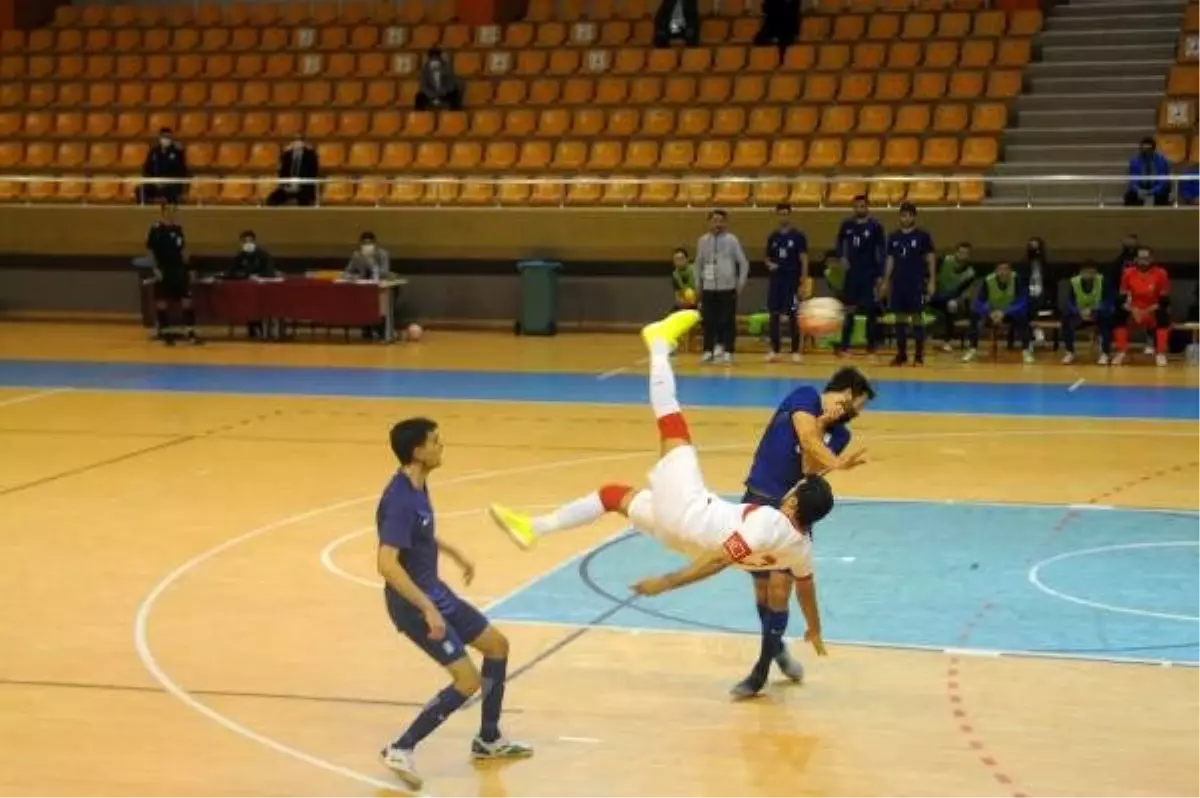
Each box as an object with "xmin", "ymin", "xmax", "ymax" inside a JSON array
[
  {"xmin": 0, "ymin": 359, "xmax": 1197, "ymax": 419},
  {"xmin": 488, "ymin": 500, "xmax": 1200, "ymax": 665}
]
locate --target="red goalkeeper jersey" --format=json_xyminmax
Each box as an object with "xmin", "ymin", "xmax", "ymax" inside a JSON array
[{"xmin": 1120, "ymin": 265, "xmax": 1170, "ymax": 311}]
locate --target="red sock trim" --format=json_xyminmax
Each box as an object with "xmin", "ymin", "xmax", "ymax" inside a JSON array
[
  {"xmin": 656, "ymin": 412, "xmax": 691, "ymax": 443},
  {"xmin": 598, "ymin": 484, "xmax": 633, "ymax": 512}
]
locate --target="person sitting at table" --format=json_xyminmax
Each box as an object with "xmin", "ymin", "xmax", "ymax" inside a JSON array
[
  {"xmin": 225, "ymin": 230, "xmax": 278, "ymax": 339},
  {"xmin": 343, "ymin": 232, "xmax": 396, "ymax": 340}
]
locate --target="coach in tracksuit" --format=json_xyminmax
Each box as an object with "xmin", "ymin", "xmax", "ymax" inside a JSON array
[{"xmin": 695, "ymin": 209, "xmax": 749, "ymax": 365}]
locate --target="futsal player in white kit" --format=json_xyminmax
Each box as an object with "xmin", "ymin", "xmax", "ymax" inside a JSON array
[{"xmin": 489, "ymin": 309, "xmax": 840, "ymax": 655}]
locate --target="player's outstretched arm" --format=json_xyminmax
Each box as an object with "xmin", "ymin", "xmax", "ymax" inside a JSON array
[
  {"xmin": 794, "ymin": 574, "xmax": 827, "ymax": 656},
  {"xmin": 631, "ymin": 553, "xmax": 731, "ymax": 597}
]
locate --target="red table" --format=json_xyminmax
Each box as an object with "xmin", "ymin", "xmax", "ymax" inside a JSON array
[{"xmin": 140, "ymin": 277, "xmax": 407, "ymax": 340}]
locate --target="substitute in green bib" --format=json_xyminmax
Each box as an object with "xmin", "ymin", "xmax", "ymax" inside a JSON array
[
  {"xmin": 1061, "ymin": 261, "xmax": 1112, "ymax": 365},
  {"xmin": 964, "ymin": 262, "xmax": 1032, "ymax": 363}
]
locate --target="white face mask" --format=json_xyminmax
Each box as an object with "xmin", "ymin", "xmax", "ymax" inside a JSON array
[
  {"xmin": 361, "ymin": 243, "xmax": 376, "ymax": 256},
  {"xmin": 242, "ymin": 242, "xmax": 256, "ymax": 253},
  {"xmin": 159, "ymin": 137, "xmax": 171, "ymax": 148}
]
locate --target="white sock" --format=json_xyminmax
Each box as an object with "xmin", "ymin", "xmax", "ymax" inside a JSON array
[
  {"xmin": 648, "ymin": 352, "xmax": 680, "ymax": 419},
  {"xmin": 531, "ymin": 492, "xmax": 606, "ymax": 536}
]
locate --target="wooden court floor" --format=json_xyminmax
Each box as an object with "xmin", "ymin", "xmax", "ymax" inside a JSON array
[{"xmin": 0, "ymin": 324, "xmax": 1197, "ymax": 796}]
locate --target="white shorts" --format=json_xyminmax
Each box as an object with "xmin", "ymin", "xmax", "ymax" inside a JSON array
[{"xmin": 631, "ymin": 445, "xmax": 735, "ymax": 557}]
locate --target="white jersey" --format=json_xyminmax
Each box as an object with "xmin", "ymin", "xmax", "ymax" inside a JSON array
[{"xmin": 630, "ymin": 445, "xmax": 814, "ymax": 578}]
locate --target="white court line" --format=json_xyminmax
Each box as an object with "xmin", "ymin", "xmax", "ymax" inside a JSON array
[
  {"xmin": 596, "ymin": 356, "xmax": 647, "ymax": 381},
  {"xmin": 0, "ymin": 387, "xmax": 72, "ymax": 409},
  {"xmin": 1028, "ymin": 541, "xmax": 1200, "ymax": 623},
  {"xmin": 133, "ymin": 428, "xmax": 1200, "ymax": 792},
  {"xmin": 1068, "ymin": 378, "xmax": 1086, "ymax": 393}
]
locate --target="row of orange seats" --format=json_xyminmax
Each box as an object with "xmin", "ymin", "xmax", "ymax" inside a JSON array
[
  {"xmin": 0, "ymin": 41, "xmax": 1032, "ymax": 83},
  {"xmin": 0, "ymin": 134, "xmax": 1002, "ymax": 173},
  {"xmin": 47, "ymin": 0, "xmax": 1008, "ymax": 30},
  {"xmin": 12, "ymin": 11, "xmax": 1042, "ymax": 54},
  {"xmin": 0, "ymin": 176, "xmax": 990, "ymax": 208},
  {"xmin": 0, "ymin": 72, "xmax": 1027, "ymax": 117},
  {"xmin": 0, "ymin": 103, "xmax": 1012, "ymax": 144}
]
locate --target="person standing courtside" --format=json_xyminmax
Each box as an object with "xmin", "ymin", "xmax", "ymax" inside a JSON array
[
  {"xmin": 377, "ymin": 418, "xmax": 531, "ymax": 790},
  {"xmin": 146, "ymin": 202, "xmax": 200, "ymax": 345},
  {"xmin": 882, "ymin": 202, "xmax": 936, "ymax": 366},
  {"xmin": 696, "ymin": 209, "xmax": 749, "ymax": 365},
  {"xmin": 834, "ymin": 195, "xmax": 886, "ymax": 356},
  {"xmin": 764, "ymin": 203, "xmax": 808, "ymax": 363}
]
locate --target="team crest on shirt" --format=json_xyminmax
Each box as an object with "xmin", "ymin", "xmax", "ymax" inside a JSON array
[{"xmin": 722, "ymin": 532, "xmax": 753, "ymax": 561}]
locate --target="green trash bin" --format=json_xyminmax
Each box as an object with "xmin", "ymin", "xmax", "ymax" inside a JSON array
[{"xmin": 515, "ymin": 260, "xmax": 562, "ymax": 336}]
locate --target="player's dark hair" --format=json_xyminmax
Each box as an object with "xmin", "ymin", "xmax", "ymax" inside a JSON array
[
  {"xmin": 673, "ymin": 246, "xmax": 689, "ymax": 258},
  {"xmin": 787, "ymin": 474, "xmax": 835, "ymax": 527},
  {"xmin": 360, "ymin": 231, "xmax": 376, "ymax": 243},
  {"xmin": 825, "ymin": 366, "xmax": 876, "ymax": 401},
  {"xmin": 240, "ymin": 229, "xmax": 256, "ymax": 240},
  {"xmin": 957, "ymin": 241, "xmax": 971, "ymax": 250},
  {"xmin": 775, "ymin": 203, "xmax": 792, "ymax": 213},
  {"xmin": 708, "ymin": 209, "xmax": 727, "ymax": 220},
  {"xmin": 899, "ymin": 201, "xmax": 917, "ymax": 215},
  {"xmin": 852, "ymin": 194, "xmax": 868, "ymax": 204},
  {"xmin": 390, "ymin": 418, "xmax": 438, "ymax": 465}
]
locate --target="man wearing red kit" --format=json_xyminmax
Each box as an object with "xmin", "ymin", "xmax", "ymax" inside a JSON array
[{"xmin": 1114, "ymin": 246, "xmax": 1170, "ymax": 367}]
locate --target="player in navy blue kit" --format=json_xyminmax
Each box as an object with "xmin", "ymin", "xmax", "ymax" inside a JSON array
[
  {"xmin": 764, "ymin": 203, "xmax": 809, "ymax": 362},
  {"xmin": 883, "ymin": 202, "xmax": 937, "ymax": 367},
  {"xmin": 835, "ymin": 195, "xmax": 886, "ymax": 356},
  {"xmin": 733, "ymin": 366, "xmax": 875, "ymax": 698},
  {"xmin": 376, "ymin": 418, "xmax": 531, "ymax": 790}
]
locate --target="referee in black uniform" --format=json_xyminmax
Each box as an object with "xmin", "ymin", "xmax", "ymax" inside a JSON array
[{"xmin": 146, "ymin": 203, "xmax": 200, "ymax": 345}]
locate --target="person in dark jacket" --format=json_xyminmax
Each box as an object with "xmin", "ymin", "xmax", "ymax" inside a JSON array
[
  {"xmin": 1017, "ymin": 237, "xmax": 1056, "ymax": 344},
  {"xmin": 267, "ymin": 135, "xmax": 320, "ymax": 207},
  {"xmin": 1124, "ymin": 137, "xmax": 1172, "ymax": 206},
  {"xmin": 139, "ymin": 127, "xmax": 188, "ymax": 205},
  {"xmin": 653, "ymin": 0, "xmax": 699, "ymax": 47},
  {"xmin": 1179, "ymin": 163, "xmax": 1199, "ymax": 205},
  {"xmin": 225, "ymin": 230, "xmax": 278, "ymax": 339},
  {"xmin": 754, "ymin": 0, "xmax": 800, "ymax": 56},
  {"xmin": 414, "ymin": 49, "xmax": 463, "ymax": 111}
]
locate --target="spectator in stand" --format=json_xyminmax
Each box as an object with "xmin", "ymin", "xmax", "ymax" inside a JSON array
[
  {"xmin": 1060, "ymin": 261, "xmax": 1112, "ymax": 366},
  {"xmin": 964, "ymin": 262, "xmax": 1032, "ymax": 364},
  {"xmin": 1113, "ymin": 246, "xmax": 1171, "ymax": 366},
  {"xmin": 834, "ymin": 195, "xmax": 885, "ymax": 356},
  {"xmin": 754, "ymin": 0, "xmax": 800, "ymax": 56},
  {"xmin": 139, "ymin": 127, "xmax": 188, "ymax": 205},
  {"xmin": 653, "ymin": 0, "xmax": 699, "ymax": 47},
  {"xmin": 415, "ymin": 49, "xmax": 463, "ymax": 111},
  {"xmin": 696, "ymin": 209, "xmax": 749, "ymax": 365},
  {"xmin": 764, "ymin": 203, "xmax": 808, "ymax": 363},
  {"xmin": 1180, "ymin": 163, "xmax": 1199, "ymax": 205},
  {"xmin": 929, "ymin": 242, "xmax": 976, "ymax": 352},
  {"xmin": 267, "ymin": 134, "xmax": 320, "ymax": 207},
  {"xmin": 671, "ymin": 247, "xmax": 697, "ymax": 310},
  {"xmin": 225, "ymin": 230, "xmax": 278, "ymax": 339},
  {"xmin": 1018, "ymin": 237, "xmax": 1056, "ymax": 343},
  {"xmin": 1124, "ymin": 137, "xmax": 1172, "ymax": 206}
]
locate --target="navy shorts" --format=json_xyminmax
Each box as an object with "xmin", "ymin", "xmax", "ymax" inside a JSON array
[
  {"xmin": 384, "ymin": 587, "xmax": 489, "ymax": 666},
  {"xmin": 888, "ymin": 278, "xmax": 926, "ymax": 315},
  {"xmin": 741, "ymin": 488, "xmax": 791, "ymax": 580},
  {"xmin": 767, "ymin": 275, "xmax": 799, "ymax": 314},
  {"xmin": 840, "ymin": 269, "xmax": 877, "ymax": 309},
  {"xmin": 154, "ymin": 272, "xmax": 191, "ymax": 302}
]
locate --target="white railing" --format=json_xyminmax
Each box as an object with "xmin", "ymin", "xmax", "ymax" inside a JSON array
[{"xmin": 2, "ymin": 174, "xmax": 1197, "ymax": 208}]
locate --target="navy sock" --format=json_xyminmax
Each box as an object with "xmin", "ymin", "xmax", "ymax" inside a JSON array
[
  {"xmin": 751, "ymin": 609, "xmax": 789, "ymax": 682},
  {"xmin": 479, "ymin": 657, "xmax": 507, "ymax": 743},
  {"xmin": 914, "ymin": 323, "xmax": 926, "ymax": 359},
  {"xmin": 839, "ymin": 310, "xmax": 855, "ymax": 350},
  {"xmin": 396, "ymin": 684, "xmax": 470, "ymax": 750},
  {"xmin": 755, "ymin": 601, "xmax": 768, "ymax": 627}
]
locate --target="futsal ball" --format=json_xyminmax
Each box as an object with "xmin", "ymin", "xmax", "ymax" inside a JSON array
[
  {"xmin": 406, "ymin": 323, "xmax": 423, "ymax": 342},
  {"xmin": 681, "ymin": 288, "xmax": 697, "ymax": 307},
  {"xmin": 799, "ymin": 298, "xmax": 845, "ymax": 335}
]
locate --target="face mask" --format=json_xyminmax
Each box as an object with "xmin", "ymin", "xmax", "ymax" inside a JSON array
[
  {"xmin": 159, "ymin": 138, "xmax": 171, "ymax": 148},
  {"xmin": 242, "ymin": 242, "xmax": 255, "ymax": 253},
  {"xmin": 361, "ymin": 244, "xmax": 376, "ymax": 255}
]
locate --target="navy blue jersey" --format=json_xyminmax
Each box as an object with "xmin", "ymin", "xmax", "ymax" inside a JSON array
[
  {"xmin": 836, "ymin": 217, "xmax": 885, "ymax": 277},
  {"xmin": 887, "ymin": 227, "xmax": 935, "ymax": 282},
  {"xmin": 376, "ymin": 472, "xmax": 454, "ymax": 613},
  {"xmin": 744, "ymin": 386, "xmax": 852, "ymax": 501},
  {"xmin": 766, "ymin": 228, "xmax": 807, "ymax": 278}
]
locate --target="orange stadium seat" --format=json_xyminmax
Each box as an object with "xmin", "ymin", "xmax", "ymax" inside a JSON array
[{"xmin": 552, "ymin": 141, "xmax": 588, "ymax": 170}]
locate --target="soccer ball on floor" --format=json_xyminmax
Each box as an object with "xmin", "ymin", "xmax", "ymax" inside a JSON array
[
  {"xmin": 406, "ymin": 323, "xmax": 423, "ymax": 342},
  {"xmin": 798, "ymin": 297, "xmax": 845, "ymax": 336}
]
